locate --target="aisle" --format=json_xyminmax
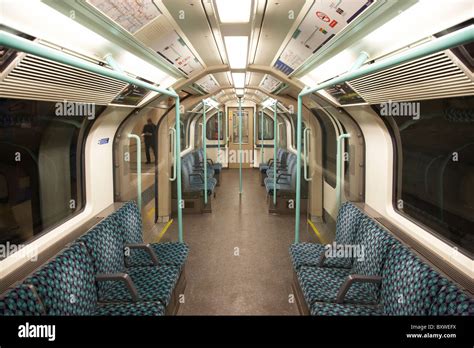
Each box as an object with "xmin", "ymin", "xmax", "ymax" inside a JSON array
[{"xmin": 148, "ymin": 168, "xmax": 315, "ymax": 315}]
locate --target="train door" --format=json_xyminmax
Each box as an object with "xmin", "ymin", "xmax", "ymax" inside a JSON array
[{"xmin": 227, "ymin": 107, "xmax": 254, "ymax": 168}]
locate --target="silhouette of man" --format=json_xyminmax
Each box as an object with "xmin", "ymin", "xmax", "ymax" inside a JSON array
[{"xmin": 142, "ymin": 118, "xmax": 157, "ymax": 164}]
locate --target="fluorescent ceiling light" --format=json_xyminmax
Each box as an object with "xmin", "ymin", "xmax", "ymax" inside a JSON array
[
  {"xmin": 235, "ymin": 88, "xmax": 245, "ymax": 96},
  {"xmin": 204, "ymin": 98, "xmax": 220, "ymax": 109},
  {"xmin": 262, "ymin": 97, "xmax": 277, "ymax": 109},
  {"xmin": 215, "ymin": 0, "xmax": 251, "ymax": 23},
  {"xmin": 224, "ymin": 36, "xmax": 248, "ymax": 69},
  {"xmin": 232, "ymin": 72, "xmax": 246, "ymax": 88}
]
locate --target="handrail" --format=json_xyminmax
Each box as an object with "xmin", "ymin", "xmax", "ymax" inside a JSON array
[
  {"xmin": 273, "ymin": 102, "xmax": 278, "ymax": 205},
  {"xmin": 217, "ymin": 111, "xmax": 221, "ymax": 163},
  {"xmin": 0, "ymin": 29, "xmax": 184, "ymax": 242},
  {"xmin": 202, "ymin": 102, "xmax": 208, "ymax": 204},
  {"xmin": 238, "ymin": 97, "xmax": 243, "ymax": 194},
  {"xmin": 303, "ymin": 128, "xmax": 312, "ymax": 181},
  {"xmin": 293, "ymin": 25, "xmax": 474, "ymax": 243},
  {"xmin": 169, "ymin": 127, "xmax": 176, "ymax": 181},
  {"xmin": 336, "ymin": 134, "xmax": 350, "ymax": 211},
  {"xmin": 128, "ymin": 134, "xmax": 142, "ymax": 211},
  {"xmin": 260, "ymin": 110, "xmax": 264, "ymax": 164}
]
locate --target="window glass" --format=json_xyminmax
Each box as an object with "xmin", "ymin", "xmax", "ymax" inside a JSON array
[
  {"xmin": 378, "ymin": 96, "xmax": 474, "ymax": 256},
  {"xmin": 312, "ymin": 109, "xmax": 337, "ymax": 188},
  {"xmin": 257, "ymin": 114, "xmax": 274, "ymax": 140},
  {"xmin": 232, "ymin": 110, "xmax": 249, "ymax": 144},
  {"xmin": 206, "ymin": 114, "xmax": 224, "ymax": 140},
  {"xmin": 0, "ymin": 98, "xmax": 101, "ymax": 254}
]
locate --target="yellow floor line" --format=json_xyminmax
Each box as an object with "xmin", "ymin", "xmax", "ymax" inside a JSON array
[
  {"xmin": 154, "ymin": 219, "xmax": 174, "ymax": 243},
  {"xmin": 146, "ymin": 206, "xmax": 155, "ymax": 220},
  {"xmin": 307, "ymin": 219, "xmax": 326, "ymax": 244}
]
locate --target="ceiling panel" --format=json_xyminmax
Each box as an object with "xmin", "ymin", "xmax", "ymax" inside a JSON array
[{"xmin": 161, "ymin": 0, "xmax": 223, "ymax": 67}]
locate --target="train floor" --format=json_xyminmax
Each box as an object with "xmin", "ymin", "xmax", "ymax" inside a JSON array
[{"xmin": 141, "ymin": 168, "xmax": 318, "ymax": 315}]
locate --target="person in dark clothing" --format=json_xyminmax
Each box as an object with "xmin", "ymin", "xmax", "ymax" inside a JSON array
[{"xmin": 142, "ymin": 118, "xmax": 157, "ymax": 164}]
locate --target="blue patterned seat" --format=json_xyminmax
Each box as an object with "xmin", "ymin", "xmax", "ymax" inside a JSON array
[
  {"xmin": 0, "ymin": 284, "xmax": 44, "ymax": 316},
  {"xmin": 78, "ymin": 216, "xmax": 181, "ymax": 306},
  {"xmin": 112, "ymin": 201, "xmax": 188, "ymax": 269},
  {"xmin": 290, "ymin": 202, "xmax": 366, "ymax": 271},
  {"xmin": 310, "ymin": 302, "xmax": 380, "ymax": 316},
  {"xmin": 429, "ymin": 282, "xmax": 474, "ymax": 316},
  {"xmin": 22, "ymin": 243, "xmax": 165, "ymax": 316}
]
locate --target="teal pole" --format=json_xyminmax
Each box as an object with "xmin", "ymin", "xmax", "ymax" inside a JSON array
[
  {"xmin": 225, "ymin": 109, "xmax": 228, "ymax": 168},
  {"xmin": 170, "ymin": 89, "xmax": 184, "ymax": 243},
  {"xmin": 0, "ymin": 31, "xmax": 180, "ymax": 99},
  {"xmin": 294, "ymin": 24, "xmax": 474, "ymax": 244},
  {"xmin": 217, "ymin": 111, "xmax": 221, "ymax": 163},
  {"xmin": 203, "ymin": 102, "xmax": 208, "ymax": 204},
  {"xmin": 273, "ymin": 103, "xmax": 277, "ymax": 206},
  {"xmin": 260, "ymin": 110, "xmax": 264, "ymax": 164},
  {"xmin": 238, "ymin": 98, "xmax": 243, "ymax": 194},
  {"xmin": 128, "ymin": 134, "xmax": 141, "ymax": 211},
  {"xmin": 336, "ymin": 134, "xmax": 351, "ymax": 212}
]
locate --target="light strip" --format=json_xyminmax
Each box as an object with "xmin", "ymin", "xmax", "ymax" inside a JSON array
[
  {"xmin": 224, "ymin": 36, "xmax": 248, "ymax": 69},
  {"xmin": 232, "ymin": 72, "xmax": 246, "ymax": 88},
  {"xmin": 215, "ymin": 0, "xmax": 251, "ymax": 23}
]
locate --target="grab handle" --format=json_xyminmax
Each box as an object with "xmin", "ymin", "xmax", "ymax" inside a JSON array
[
  {"xmin": 169, "ymin": 127, "xmax": 176, "ymax": 181},
  {"xmin": 304, "ymin": 128, "xmax": 312, "ymax": 181}
]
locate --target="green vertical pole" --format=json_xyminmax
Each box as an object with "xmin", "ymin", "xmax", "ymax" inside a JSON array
[
  {"xmin": 294, "ymin": 94, "xmax": 304, "ymax": 243},
  {"xmin": 217, "ymin": 111, "xmax": 221, "ymax": 163},
  {"xmin": 260, "ymin": 110, "xmax": 264, "ymax": 164},
  {"xmin": 170, "ymin": 89, "xmax": 183, "ymax": 243},
  {"xmin": 225, "ymin": 109, "xmax": 228, "ymax": 168},
  {"xmin": 239, "ymin": 98, "xmax": 243, "ymax": 194},
  {"xmin": 203, "ymin": 102, "xmax": 208, "ymax": 204},
  {"xmin": 128, "ymin": 134, "xmax": 141, "ymax": 211},
  {"xmin": 273, "ymin": 103, "xmax": 277, "ymax": 205}
]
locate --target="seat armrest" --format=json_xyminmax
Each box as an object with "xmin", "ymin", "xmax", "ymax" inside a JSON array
[
  {"xmin": 124, "ymin": 243, "xmax": 159, "ymax": 265},
  {"xmin": 96, "ymin": 273, "xmax": 139, "ymax": 302},
  {"xmin": 318, "ymin": 251, "xmax": 327, "ymax": 266},
  {"xmin": 276, "ymin": 173, "xmax": 291, "ymax": 183},
  {"xmin": 336, "ymin": 274, "xmax": 382, "ymax": 304},
  {"xmin": 189, "ymin": 173, "xmax": 204, "ymax": 183}
]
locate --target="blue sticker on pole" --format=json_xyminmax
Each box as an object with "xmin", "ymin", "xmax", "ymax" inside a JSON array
[{"xmin": 98, "ymin": 138, "xmax": 109, "ymax": 145}]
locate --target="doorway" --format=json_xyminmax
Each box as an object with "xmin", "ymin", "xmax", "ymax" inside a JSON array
[{"xmin": 227, "ymin": 107, "xmax": 254, "ymax": 169}]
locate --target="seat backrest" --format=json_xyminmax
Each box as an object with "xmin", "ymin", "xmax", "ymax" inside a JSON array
[
  {"xmin": 112, "ymin": 201, "xmax": 143, "ymax": 244},
  {"xmin": 24, "ymin": 243, "xmax": 97, "ymax": 315},
  {"xmin": 181, "ymin": 155, "xmax": 192, "ymax": 190},
  {"xmin": 380, "ymin": 243, "xmax": 445, "ymax": 315},
  {"xmin": 349, "ymin": 217, "xmax": 397, "ymax": 298},
  {"xmin": 335, "ymin": 202, "xmax": 365, "ymax": 246},
  {"xmin": 78, "ymin": 216, "xmax": 125, "ymax": 298},
  {"xmin": 0, "ymin": 283, "xmax": 45, "ymax": 316},
  {"xmin": 429, "ymin": 281, "xmax": 474, "ymax": 316}
]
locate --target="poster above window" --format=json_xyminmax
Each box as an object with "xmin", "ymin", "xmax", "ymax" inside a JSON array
[
  {"xmin": 274, "ymin": 0, "xmax": 374, "ymax": 75},
  {"xmin": 87, "ymin": 0, "xmax": 161, "ymax": 34}
]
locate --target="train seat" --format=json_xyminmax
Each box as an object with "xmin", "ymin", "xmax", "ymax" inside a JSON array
[
  {"xmin": 0, "ymin": 283, "xmax": 44, "ymax": 316},
  {"xmin": 78, "ymin": 217, "xmax": 180, "ymax": 307},
  {"xmin": 259, "ymin": 148, "xmax": 288, "ymax": 173},
  {"xmin": 182, "ymin": 154, "xmax": 217, "ymax": 196},
  {"xmin": 112, "ymin": 201, "xmax": 189, "ymax": 269}
]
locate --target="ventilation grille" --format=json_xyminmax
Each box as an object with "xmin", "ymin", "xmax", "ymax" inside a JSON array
[
  {"xmin": 348, "ymin": 51, "xmax": 474, "ymax": 104},
  {"xmin": 0, "ymin": 53, "xmax": 128, "ymax": 104}
]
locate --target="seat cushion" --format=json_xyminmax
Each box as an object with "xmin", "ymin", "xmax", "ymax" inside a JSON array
[
  {"xmin": 125, "ymin": 242, "xmax": 189, "ymax": 269},
  {"xmin": 289, "ymin": 243, "xmax": 325, "ymax": 270},
  {"xmin": 297, "ymin": 267, "xmax": 378, "ymax": 306},
  {"xmin": 99, "ymin": 265, "xmax": 181, "ymax": 306},
  {"xmin": 25, "ymin": 243, "xmax": 97, "ymax": 315},
  {"xmin": 310, "ymin": 302, "xmax": 381, "ymax": 316},
  {"xmin": 429, "ymin": 282, "xmax": 474, "ymax": 316},
  {"xmin": 0, "ymin": 284, "xmax": 45, "ymax": 316},
  {"xmin": 94, "ymin": 301, "xmax": 165, "ymax": 316}
]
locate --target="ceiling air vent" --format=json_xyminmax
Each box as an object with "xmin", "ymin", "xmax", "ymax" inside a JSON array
[
  {"xmin": 347, "ymin": 51, "xmax": 474, "ymax": 104},
  {"xmin": 0, "ymin": 52, "xmax": 128, "ymax": 105}
]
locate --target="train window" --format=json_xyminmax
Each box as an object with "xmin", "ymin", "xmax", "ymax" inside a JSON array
[
  {"xmin": 380, "ymin": 96, "xmax": 474, "ymax": 256},
  {"xmin": 289, "ymin": 114, "xmax": 306, "ymax": 150},
  {"xmin": 257, "ymin": 114, "xmax": 274, "ymax": 140},
  {"xmin": 0, "ymin": 98, "xmax": 102, "ymax": 254},
  {"xmin": 232, "ymin": 110, "xmax": 249, "ymax": 144},
  {"xmin": 313, "ymin": 109, "xmax": 337, "ymax": 188},
  {"xmin": 206, "ymin": 114, "xmax": 224, "ymax": 141}
]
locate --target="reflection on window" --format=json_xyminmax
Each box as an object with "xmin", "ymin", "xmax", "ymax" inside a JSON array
[
  {"xmin": 206, "ymin": 114, "xmax": 224, "ymax": 140},
  {"xmin": 0, "ymin": 98, "xmax": 100, "ymax": 254},
  {"xmin": 313, "ymin": 109, "xmax": 337, "ymax": 188},
  {"xmin": 257, "ymin": 114, "xmax": 274, "ymax": 140},
  {"xmin": 380, "ymin": 96, "xmax": 474, "ymax": 256},
  {"xmin": 232, "ymin": 110, "xmax": 249, "ymax": 144}
]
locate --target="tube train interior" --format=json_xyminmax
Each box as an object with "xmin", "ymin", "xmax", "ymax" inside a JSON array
[{"xmin": 0, "ymin": 0, "xmax": 473, "ymax": 345}]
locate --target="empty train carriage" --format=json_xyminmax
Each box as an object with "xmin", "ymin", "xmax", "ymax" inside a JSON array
[{"xmin": 0, "ymin": 0, "xmax": 473, "ymax": 331}]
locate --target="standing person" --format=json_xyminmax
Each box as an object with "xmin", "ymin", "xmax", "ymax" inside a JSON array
[{"xmin": 142, "ymin": 118, "xmax": 157, "ymax": 164}]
